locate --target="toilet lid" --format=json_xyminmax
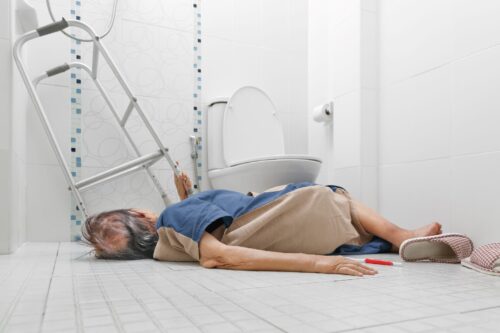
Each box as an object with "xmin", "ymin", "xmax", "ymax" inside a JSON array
[{"xmin": 223, "ymin": 86, "xmax": 285, "ymax": 166}]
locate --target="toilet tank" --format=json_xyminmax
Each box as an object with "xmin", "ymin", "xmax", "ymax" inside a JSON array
[{"xmin": 206, "ymin": 99, "xmax": 228, "ymax": 171}]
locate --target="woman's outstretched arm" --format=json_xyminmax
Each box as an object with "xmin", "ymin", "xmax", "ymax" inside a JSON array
[{"xmin": 199, "ymin": 232, "xmax": 377, "ymax": 277}]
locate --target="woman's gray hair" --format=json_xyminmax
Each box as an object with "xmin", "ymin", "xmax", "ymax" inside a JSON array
[{"xmin": 82, "ymin": 209, "xmax": 158, "ymax": 260}]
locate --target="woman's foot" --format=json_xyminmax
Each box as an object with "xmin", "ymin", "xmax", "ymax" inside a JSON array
[
  {"xmin": 410, "ymin": 222, "xmax": 442, "ymax": 239},
  {"xmin": 392, "ymin": 222, "xmax": 442, "ymax": 251}
]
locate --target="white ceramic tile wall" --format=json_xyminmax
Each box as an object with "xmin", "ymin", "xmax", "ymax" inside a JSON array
[
  {"xmin": 307, "ymin": 0, "xmax": 331, "ymax": 185},
  {"xmin": 451, "ymin": 46, "xmax": 500, "ymax": 156},
  {"xmin": 0, "ymin": 0, "xmax": 16, "ymax": 254},
  {"xmin": 25, "ymin": 164, "xmax": 71, "ymax": 241},
  {"xmin": 360, "ymin": 11, "xmax": 378, "ymax": 91},
  {"xmin": 309, "ymin": 0, "xmax": 379, "ymax": 210},
  {"xmin": 9, "ymin": 151, "xmax": 27, "ymax": 251},
  {"xmin": 379, "ymin": 0, "xmax": 453, "ymax": 85},
  {"xmin": 202, "ymin": 0, "xmax": 309, "ymax": 155},
  {"xmin": 360, "ymin": 89, "xmax": 378, "ymax": 167},
  {"xmin": 0, "ymin": 39, "xmax": 12, "ymax": 151},
  {"xmin": 379, "ymin": 67, "xmax": 452, "ymax": 164},
  {"xmin": 333, "ymin": 92, "xmax": 361, "ymax": 169},
  {"xmin": 2, "ymin": 243, "xmax": 500, "ymax": 332},
  {"xmin": 0, "ymin": 150, "xmax": 11, "ymax": 253},
  {"xmin": 379, "ymin": 0, "xmax": 500, "ymax": 245},
  {"xmin": 359, "ymin": 165, "xmax": 378, "ymax": 209},
  {"xmin": 379, "ymin": 158, "xmax": 452, "ymax": 231},
  {"xmin": 25, "ymin": 85, "xmax": 71, "ymax": 166},
  {"xmin": 0, "ymin": 0, "xmax": 9, "ymax": 39},
  {"xmin": 451, "ymin": 0, "xmax": 500, "ymax": 59},
  {"xmin": 327, "ymin": 0, "xmax": 360, "ymax": 98},
  {"xmin": 451, "ymin": 153, "xmax": 500, "ymax": 246}
]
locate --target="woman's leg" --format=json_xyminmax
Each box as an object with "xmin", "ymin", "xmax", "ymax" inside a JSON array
[{"xmin": 351, "ymin": 200, "xmax": 442, "ymax": 249}]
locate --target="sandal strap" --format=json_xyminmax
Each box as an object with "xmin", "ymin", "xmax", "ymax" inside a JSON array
[
  {"xmin": 429, "ymin": 235, "xmax": 473, "ymax": 260},
  {"xmin": 471, "ymin": 243, "xmax": 500, "ymax": 270}
]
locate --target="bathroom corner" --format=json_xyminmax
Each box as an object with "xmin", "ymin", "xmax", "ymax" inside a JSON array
[
  {"xmin": 0, "ymin": 0, "xmax": 29, "ymax": 254},
  {"xmin": 308, "ymin": 0, "xmax": 380, "ymax": 210}
]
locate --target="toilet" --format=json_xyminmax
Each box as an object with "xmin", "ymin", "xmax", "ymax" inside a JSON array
[{"xmin": 206, "ymin": 86, "xmax": 322, "ymax": 193}]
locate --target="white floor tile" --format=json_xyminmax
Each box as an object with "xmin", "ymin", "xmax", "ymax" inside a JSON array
[{"xmin": 0, "ymin": 243, "xmax": 499, "ymax": 333}]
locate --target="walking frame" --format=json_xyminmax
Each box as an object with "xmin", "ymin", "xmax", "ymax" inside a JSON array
[{"xmin": 13, "ymin": 18, "xmax": 193, "ymax": 219}]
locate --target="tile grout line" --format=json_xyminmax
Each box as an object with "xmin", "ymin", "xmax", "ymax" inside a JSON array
[
  {"xmin": 91, "ymin": 261, "xmax": 126, "ymax": 333},
  {"xmin": 204, "ymin": 290, "xmax": 288, "ymax": 332},
  {"xmin": 71, "ymin": 265, "xmax": 84, "ymax": 333},
  {"xmin": 382, "ymin": 40, "xmax": 500, "ymax": 88},
  {"xmin": 110, "ymin": 262, "xmax": 168, "ymax": 332},
  {"xmin": 128, "ymin": 262, "xmax": 207, "ymax": 331},
  {"xmin": 331, "ymin": 302, "xmax": 500, "ymax": 333},
  {"xmin": 131, "ymin": 262, "xmax": 286, "ymax": 331},
  {"xmin": 460, "ymin": 304, "xmax": 500, "ymax": 314},
  {"xmin": 332, "ymin": 312, "xmax": 456, "ymax": 333},
  {"xmin": 38, "ymin": 242, "xmax": 61, "ymax": 333},
  {"xmin": 0, "ymin": 254, "xmax": 38, "ymax": 331},
  {"xmin": 174, "ymin": 270, "xmax": 288, "ymax": 332}
]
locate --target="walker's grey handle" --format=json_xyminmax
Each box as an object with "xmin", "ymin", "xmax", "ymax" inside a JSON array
[
  {"xmin": 36, "ymin": 18, "xmax": 69, "ymax": 36},
  {"xmin": 46, "ymin": 63, "xmax": 70, "ymax": 77}
]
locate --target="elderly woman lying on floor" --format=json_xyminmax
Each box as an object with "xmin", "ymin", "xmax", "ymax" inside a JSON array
[{"xmin": 82, "ymin": 171, "xmax": 442, "ymax": 277}]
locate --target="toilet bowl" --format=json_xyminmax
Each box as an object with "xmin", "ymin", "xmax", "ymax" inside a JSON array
[{"xmin": 206, "ymin": 86, "xmax": 322, "ymax": 193}]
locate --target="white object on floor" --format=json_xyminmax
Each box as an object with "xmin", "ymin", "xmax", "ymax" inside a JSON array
[
  {"xmin": 1, "ymin": 243, "xmax": 500, "ymax": 333},
  {"xmin": 350, "ymin": 257, "xmax": 403, "ymax": 266},
  {"xmin": 206, "ymin": 86, "xmax": 322, "ymax": 193}
]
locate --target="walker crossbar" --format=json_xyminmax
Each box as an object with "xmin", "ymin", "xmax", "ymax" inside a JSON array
[
  {"xmin": 13, "ymin": 19, "xmax": 188, "ymax": 218},
  {"xmin": 74, "ymin": 150, "xmax": 165, "ymax": 190}
]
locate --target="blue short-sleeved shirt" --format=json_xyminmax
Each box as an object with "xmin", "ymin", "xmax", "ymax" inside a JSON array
[{"xmin": 156, "ymin": 182, "xmax": 320, "ymax": 242}]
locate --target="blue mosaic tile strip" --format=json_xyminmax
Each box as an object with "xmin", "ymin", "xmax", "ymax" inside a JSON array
[
  {"xmin": 192, "ymin": 0, "xmax": 203, "ymax": 190},
  {"xmin": 70, "ymin": 0, "xmax": 83, "ymax": 242}
]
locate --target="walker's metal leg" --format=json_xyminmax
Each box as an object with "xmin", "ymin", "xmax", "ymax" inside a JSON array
[{"xmin": 13, "ymin": 18, "xmax": 188, "ymax": 215}]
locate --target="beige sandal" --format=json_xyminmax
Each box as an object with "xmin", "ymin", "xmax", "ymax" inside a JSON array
[
  {"xmin": 461, "ymin": 243, "xmax": 500, "ymax": 276},
  {"xmin": 399, "ymin": 233, "xmax": 473, "ymax": 263}
]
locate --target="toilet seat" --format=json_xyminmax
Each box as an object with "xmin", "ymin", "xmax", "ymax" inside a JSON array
[
  {"xmin": 228, "ymin": 154, "xmax": 322, "ymax": 167},
  {"xmin": 208, "ymin": 157, "xmax": 322, "ymax": 193},
  {"xmin": 206, "ymin": 85, "xmax": 323, "ymax": 193},
  {"xmin": 223, "ymin": 86, "xmax": 285, "ymax": 166}
]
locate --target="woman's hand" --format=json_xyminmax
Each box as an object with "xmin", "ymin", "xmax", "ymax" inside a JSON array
[
  {"xmin": 174, "ymin": 162, "xmax": 193, "ymax": 200},
  {"xmin": 312, "ymin": 255, "xmax": 377, "ymax": 276}
]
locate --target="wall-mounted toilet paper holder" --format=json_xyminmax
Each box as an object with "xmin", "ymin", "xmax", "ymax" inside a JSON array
[{"xmin": 313, "ymin": 101, "xmax": 333, "ymax": 123}]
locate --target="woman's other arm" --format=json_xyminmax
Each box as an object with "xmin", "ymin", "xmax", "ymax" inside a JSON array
[
  {"xmin": 199, "ymin": 233, "xmax": 377, "ymax": 276},
  {"xmin": 173, "ymin": 167, "xmax": 193, "ymax": 201}
]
